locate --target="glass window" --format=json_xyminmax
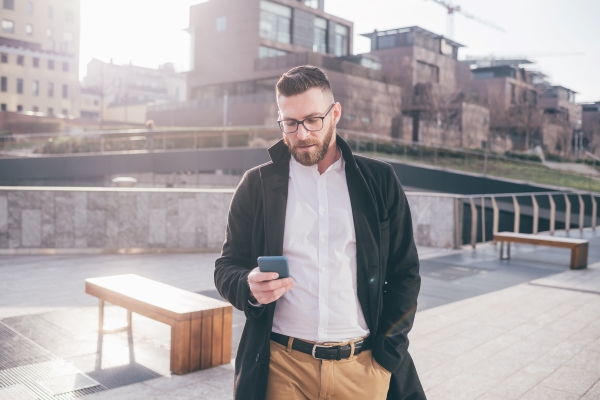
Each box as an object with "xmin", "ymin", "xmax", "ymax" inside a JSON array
[
  {"xmin": 48, "ymin": 59, "xmax": 54, "ymax": 70},
  {"xmin": 2, "ymin": 19, "xmax": 14, "ymax": 33},
  {"xmin": 46, "ymin": 28, "xmax": 52, "ymax": 37},
  {"xmin": 360, "ymin": 58, "xmax": 381, "ymax": 70},
  {"xmin": 3, "ymin": 0, "xmax": 14, "ymax": 10},
  {"xmin": 32, "ymin": 80, "xmax": 39, "ymax": 95},
  {"xmin": 313, "ymin": 17, "xmax": 327, "ymax": 53},
  {"xmin": 0, "ymin": 104, "xmax": 6, "ymax": 111},
  {"xmin": 1, "ymin": 77, "xmax": 6, "ymax": 92},
  {"xmin": 216, "ymin": 16, "xmax": 227, "ymax": 32},
  {"xmin": 259, "ymin": 46, "xmax": 287, "ymax": 59},
  {"xmin": 33, "ymin": 57, "xmax": 39, "ymax": 67},
  {"xmin": 510, "ymin": 84, "xmax": 516, "ymax": 105},
  {"xmin": 0, "ymin": 53, "xmax": 7, "ymax": 63},
  {"xmin": 62, "ymin": 84, "xmax": 68, "ymax": 98},
  {"xmin": 32, "ymin": 106, "xmax": 38, "ymax": 112},
  {"xmin": 47, "ymin": 82, "xmax": 54, "ymax": 97},
  {"xmin": 416, "ymin": 60, "xmax": 439, "ymax": 83},
  {"xmin": 26, "ymin": 24, "xmax": 33, "ymax": 35},
  {"xmin": 62, "ymin": 109, "xmax": 67, "ymax": 115},
  {"xmin": 17, "ymin": 78, "xmax": 23, "ymax": 93},
  {"xmin": 62, "ymin": 62, "xmax": 69, "ymax": 72},
  {"xmin": 333, "ymin": 24, "xmax": 349, "ymax": 56},
  {"xmin": 17, "ymin": 105, "xmax": 23, "ymax": 112},
  {"xmin": 17, "ymin": 55, "xmax": 23, "ymax": 65},
  {"xmin": 27, "ymin": 2, "xmax": 33, "ymax": 14},
  {"xmin": 377, "ymin": 35, "xmax": 395, "ymax": 50},
  {"xmin": 259, "ymin": 1, "xmax": 291, "ymax": 44},
  {"xmin": 303, "ymin": 0, "xmax": 319, "ymax": 9}
]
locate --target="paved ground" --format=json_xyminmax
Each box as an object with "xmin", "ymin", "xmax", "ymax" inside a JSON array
[{"xmin": 0, "ymin": 230, "xmax": 598, "ymax": 399}]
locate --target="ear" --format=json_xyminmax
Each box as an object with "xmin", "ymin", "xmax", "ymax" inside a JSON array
[{"xmin": 332, "ymin": 102, "xmax": 342, "ymax": 126}]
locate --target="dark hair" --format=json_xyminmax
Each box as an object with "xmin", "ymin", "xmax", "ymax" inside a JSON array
[{"xmin": 276, "ymin": 65, "xmax": 332, "ymax": 98}]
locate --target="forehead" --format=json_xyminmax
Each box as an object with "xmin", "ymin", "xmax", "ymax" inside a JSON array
[{"xmin": 277, "ymin": 88, "xmax": 330, "ymax": 119}]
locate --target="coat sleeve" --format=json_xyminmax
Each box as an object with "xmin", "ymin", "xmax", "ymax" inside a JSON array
[
  {"xmin": 214, "ymin": 171, "xmax": 266, "ymax": 320},
  {"xmin": 372, "ymin": 165, "xmax": 421, "ymax": 373}
]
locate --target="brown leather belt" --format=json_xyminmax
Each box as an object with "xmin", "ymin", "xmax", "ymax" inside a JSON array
[{"xmin": 270, "ymin": 332, "xmax": 371, "ymax": 360}]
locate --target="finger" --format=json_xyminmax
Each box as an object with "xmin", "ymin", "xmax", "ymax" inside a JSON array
[{"xmin": 249, "ymin": 271, "xmax": 279, "ymax": 282}]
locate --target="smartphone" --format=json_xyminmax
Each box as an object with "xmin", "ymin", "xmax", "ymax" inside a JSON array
[{"xmin": 257, "ymin": 256, "xmax": 290, "ymax": 279}]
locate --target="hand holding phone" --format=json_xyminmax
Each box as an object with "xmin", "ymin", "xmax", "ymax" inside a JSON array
[{"xmin": 247, "ymin": 256, "xmax": 294, "ymax": 305}]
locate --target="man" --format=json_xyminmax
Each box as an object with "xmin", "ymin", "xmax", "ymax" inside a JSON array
[{"xmin": 215, "ymin": 65, "xmax": 424, "ymax": 400}]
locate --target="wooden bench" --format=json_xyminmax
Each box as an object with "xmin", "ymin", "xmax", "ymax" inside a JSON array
[
  {"xmin": 494, "ymin": 232, "xmax": 589, "ymax": 269},
  {"xmin": 85, "ymin": 274, "xmax": 233, "ymax": 375}
]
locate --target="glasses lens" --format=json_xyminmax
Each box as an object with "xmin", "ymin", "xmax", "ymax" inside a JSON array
[
  {"xmin": 279, "ymin": 120, "xmax": 298, "ymax": 133},
  {"xmin": 303, "ymin": 117, "xmax": 323, "ymax": 132}
]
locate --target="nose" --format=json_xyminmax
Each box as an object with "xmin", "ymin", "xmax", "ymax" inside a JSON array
[{"xmin": 296, "ymin": 124, "xmax": 310, "ymax": 141}]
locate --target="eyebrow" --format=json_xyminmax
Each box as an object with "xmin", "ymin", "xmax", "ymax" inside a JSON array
[{"xmin": 280, "ymin": 111, "xmax": 322, "ymax": 121}]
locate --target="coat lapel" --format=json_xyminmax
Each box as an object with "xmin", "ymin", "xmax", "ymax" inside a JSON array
[
  {"xmin": 338, "ymin": 136, "xmax": 381, "ymax": 333},
  {"xmin": 260, "ymin": 140, "xmax": 291, "ymax": 256}
]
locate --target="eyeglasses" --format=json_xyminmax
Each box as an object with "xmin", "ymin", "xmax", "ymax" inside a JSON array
[{"xmin": 277, "ymin": 103, "xmax": 336, "ymax": 134}]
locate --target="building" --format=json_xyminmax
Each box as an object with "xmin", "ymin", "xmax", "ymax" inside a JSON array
[
  {"xmin": 464, "ymin": 63, "xmax": 542, "ymax": 151},
  {"xmin": 361, "ymin": 26, "xmax": 489, "ymax": 149},
  {"xmin": 81, "ymin": 59, "xmax": 187, "ymax": 122},
  {"xmin": 0, "ymin": 0, "xmax": 80, "ymax": 117},
  {"xmin": 79, "ymin": 86, "xmax": 101, "ymax": 120},
  {"xmin": 148, "ymin": 0, "xmax": 403, "ymax": 136},
  {"xmin": 581, "ymin": 102, "xmax": 600, "ymax": 156}
]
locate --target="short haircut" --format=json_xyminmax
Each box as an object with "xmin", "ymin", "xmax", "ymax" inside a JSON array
[{"xmin": 275, "ymin": 65, "xmax": 333, "ymax": 98}]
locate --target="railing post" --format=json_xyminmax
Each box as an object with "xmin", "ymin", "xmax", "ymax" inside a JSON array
[
  {"xmin": 481, "ymin": 197, "xmax": 486, "ymax": 243},
  {"xmin": 470, "ymin": 197, "xmax": 478, "ymax": 249},
  {"xmin": 512, "ymin": 195, "xmax": 520, "ymax": 233},
  {"xmin": 591, "ymin": 194, "xmax": 597, "ymax": 232},
  {"xmin": 531, "ymin": 195, "xmax": 539, "ymax": 234},
  {"xmin": 564, "ymin": 194, "xmax": 571, "ymax": 233},
  {"xmin": 549, "ymin": 194, "xmax": 556, "ymax": 235},
  {"xmin": 491, "ymin": 197, "xmax": 499, "ymax": 240},
  {"xmin": 578, "ymin": 194, "xmax": 585, "ymax": 232}
]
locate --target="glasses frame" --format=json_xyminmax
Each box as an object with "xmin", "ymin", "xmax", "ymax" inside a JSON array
[{"xmin": 277, "ymin": 103, "xmax": 336, "ymax": 134}]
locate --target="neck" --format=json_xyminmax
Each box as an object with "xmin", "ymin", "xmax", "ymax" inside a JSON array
[{"xmin": 316, "ymin": 139, "xmax": 340, "ymax": 174}]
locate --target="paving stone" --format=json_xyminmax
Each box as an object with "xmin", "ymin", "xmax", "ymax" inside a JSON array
[
  {"xmin": 540, "ymin": 365, "xmax": 600, "ymax": 396},
  {"xmin": 488, "ymin": 371, "xmax": 547, "ymax": 399},
  {"xmin": 425, "ymin": 371, "xmax": 502, "ymax": 400},
  {"xmin": 520, "ymin": 385, "xmax": 581, "ymax": 400}
]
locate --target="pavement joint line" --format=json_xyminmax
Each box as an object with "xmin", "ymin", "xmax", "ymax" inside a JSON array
[
  {"xmin": 0, "ymin": 319, "xmax": 60, "ymax": 360},
  {"xmin": 528, "ymin": 282, "xmax": 600, "ymax": 296}
]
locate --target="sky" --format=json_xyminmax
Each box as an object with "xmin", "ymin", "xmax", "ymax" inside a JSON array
[{"xmin": 79, "ymin": 0, "xmax": 600, "ymax": 102}]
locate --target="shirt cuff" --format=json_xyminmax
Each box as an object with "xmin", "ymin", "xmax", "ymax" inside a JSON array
[{"xmin": 248, "ymin": 299, "xmax": 264, "ymax": 307}]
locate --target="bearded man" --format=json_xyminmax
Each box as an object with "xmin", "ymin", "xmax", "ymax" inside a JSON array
[{"xmin": 215, "ymin": 65, "xmax": 424, "ymax": 400}]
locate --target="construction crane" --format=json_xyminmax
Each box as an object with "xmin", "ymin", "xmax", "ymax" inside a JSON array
[{"xmin": 426, "ymin": 0, "xmax": 505, "ymax": 39}]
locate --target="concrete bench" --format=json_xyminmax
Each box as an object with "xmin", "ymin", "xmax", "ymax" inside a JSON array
[
  {"xmin": 494, "ymin": 232, "xmax": 589, "ymax": 269},
  {"xmin": 85, "ymin": 274, "xmax": 232, "ymax": 374}
]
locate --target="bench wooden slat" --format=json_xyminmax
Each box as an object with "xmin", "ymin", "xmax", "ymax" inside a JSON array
[{"xmin": 85, "ymin": 274, "xmax": 229, "ymax": 322}]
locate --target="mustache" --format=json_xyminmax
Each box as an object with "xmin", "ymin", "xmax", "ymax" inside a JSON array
[{"xmin": 293, "ymin": 138, "xmax": 319, "ymax": 148}]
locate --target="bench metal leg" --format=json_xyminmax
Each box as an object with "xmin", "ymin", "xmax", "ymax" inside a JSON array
[
  {"xmin": 98, "ymin": 299, "xmax": 133, "ymax": 334},
  {"xmin": 499, "ymin": 241, "xmax": 511, "ymax": 260}
]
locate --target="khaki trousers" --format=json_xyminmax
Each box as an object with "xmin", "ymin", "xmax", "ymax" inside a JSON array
[{"xmin": 265, "ymin": 339, "xmax": 391, "ymax": 400}]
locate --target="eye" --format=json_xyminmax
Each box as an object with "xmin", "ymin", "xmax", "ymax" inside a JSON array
[
  {"xmin": 284, "ymin": 121, "xmax": 297, "ymax": 127},
  {"xmin": 305, "ymin": 117, "xmax": 320, "ymax": 124}
]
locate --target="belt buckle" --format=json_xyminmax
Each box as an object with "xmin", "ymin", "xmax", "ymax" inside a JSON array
[{"xmin": 311, "ymin": 344, "xmax": 333, "ymax": 359}]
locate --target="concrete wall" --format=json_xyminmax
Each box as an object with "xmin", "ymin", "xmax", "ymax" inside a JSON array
[{"xmin": 0, "ymin": 187, "xmax": 462, "ymax": 252}]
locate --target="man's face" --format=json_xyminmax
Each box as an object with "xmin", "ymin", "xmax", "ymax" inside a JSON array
[{"xmin": 278, "ymin": 88, "xmax": 340, "ymax": 166}]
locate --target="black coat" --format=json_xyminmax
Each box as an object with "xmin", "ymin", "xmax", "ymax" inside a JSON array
[{"xmin": 215, "ymin": 136, "xmax": 425, "ymax": 400}]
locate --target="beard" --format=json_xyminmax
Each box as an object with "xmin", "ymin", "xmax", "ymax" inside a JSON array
[{"xmin": 284, "ymin": 122, "xmax": 335, "ymax": 167}]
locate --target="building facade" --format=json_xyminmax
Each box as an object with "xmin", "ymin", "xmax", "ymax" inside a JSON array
[
  {"xmin": 148, "ymin": 0, "xmax": 403, "ymax": 136},
  {"xmin": 581, "ymin": 102, "xmax": 600, "ymax": 156},
  {"xmin": 361, "ymin": 26, "xmax": 489, "ymax": 149},
  {"xmin": 0, "ymin": 0, "xmax": 80, "ymax": 117}
]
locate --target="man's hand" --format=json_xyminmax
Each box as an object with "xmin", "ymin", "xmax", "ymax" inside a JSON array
[{"xmin": 248, "ymin": 267, "xmax": 295, "ymax": 304}]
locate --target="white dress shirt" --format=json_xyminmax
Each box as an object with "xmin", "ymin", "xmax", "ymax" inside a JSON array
[{"xmin": 271, "ymin": 151, "xmax": 369, "ymax": 343}]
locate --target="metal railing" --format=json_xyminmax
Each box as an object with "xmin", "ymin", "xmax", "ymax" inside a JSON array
[
  {"xmin": 459, "ymin": 191, "xmax": 598, "ymax": 249},
  {"xmin": 1, "ymin": 126, "xmax": 599, "ymax": 192}
]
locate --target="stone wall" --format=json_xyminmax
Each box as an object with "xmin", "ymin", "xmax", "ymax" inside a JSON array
[
  {"xmin": 0, "ymin": 187, "xmax": 234, "ymax": 252},
  {"xmin": 0, "ymin": 187, "xmax": 461, "ymax": 252}
]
